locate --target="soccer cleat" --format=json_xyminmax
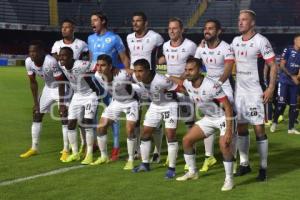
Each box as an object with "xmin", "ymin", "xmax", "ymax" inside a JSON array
[
  {"xmin": 62, "ymin": 153, "xmax": 80, "ymax": 163},
  {"xmin": 176, "ymin": 171, "xmax": 199, "ymax": 181},
  {"xmin": 270, "ymin": 123, "xmax": 277, "ymax": 133},
  {"xmin": 184, "ymin": 164, "xmax": 189, "ymax": 171},
  {"xmin": 288, "ymin": 129, "xmax": 300, "ymax": 135},
  {"xmin": 20, "ymin": 148, "xmax": 38, "ymax": 158},
  {"xmin": 60, "ymin": 150, "xmax": 69, "ymax": 162},
  {"xmin": 264, "ymin": 120, "xmax": 272, "ymax": 126},
  {"xmin": 90, "ymin": 156, "xmax": 109, "ymax": 165},
  {"xmin": 221, "ymin": 178, "xmax": 234, "ymax": 191},
  {"xmin": 235, "ymin": 165, "xmax": 251, "ymax": 176},
  {"xmin": 81, "ymin": 153, "xmax": 93, "ymax": 165},
  {"xmin": 165, "ymin": 168, "xmax": 176, "ymax": 179},
  {"xmin": 110, "ymin": 147, "xmax": 120, "ymax": 161},
  {"xmin": 256, "ymin": 168, "xmax": 267, "ymax": 181},
  {"xmin": 199, "ymin": 156, "xmax": 217, "ymax": 172},
  {"xmin": 150, "ymin": 153, "xmax": 160, "ymax": 163},
  {"xmin": 278, "ymin": 115, "xmax": 284, "ymax": 123},
  {"xmin": 123, "ymin": 160, "xmax": 134, "ymax": 170},
  {"xmin": 132, "ymin": 163, "xmax": 150, "ymax": 173}
]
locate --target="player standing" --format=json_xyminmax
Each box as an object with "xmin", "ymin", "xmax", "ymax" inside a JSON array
[
  {"xmin": 194, "ymin": 19, "xmax": 235, "ymax": 172},
  {"xmin": 231, "ymin": 10, "xmax": 277, "ymax": 181},
  {"xmin": 89, "ymin": 11, "xmax": 130, "ymax": 161},
  {"xmin": 20, "ymin": 41, "xmax": 67, "ymax": 159}
]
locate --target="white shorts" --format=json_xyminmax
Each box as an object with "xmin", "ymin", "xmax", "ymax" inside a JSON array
[
  {"xmin": 195, "ymin": 116, "xmax": 234, "ymax": 137},
  {"xmin": 101, "ymin": 100, "xmax": 139, "ymax": 122},
  {"xmin": 235, "ymin": 94, "xmax": 265, "ymax": 125},
  {"xmin": 68, "ymin": 92, "xmax": 98, "ymax": 120},
  {"xmin": 39, "ymin": 86, "xmax": 59, "ymax": 113},
  {"xmin": 143, "ymin": 102, "xmax": 178, "ymax": 129},
  {"xmin": 222, "ymin": 82, "xmax": 234, "ymax": 104}
]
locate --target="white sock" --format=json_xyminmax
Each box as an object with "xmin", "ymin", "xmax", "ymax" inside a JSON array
[
  {"xmin": 153, "ymin": 126, "xmax": 163, "ymax": 154},
  {"xmin": 62, "ymin": 125, "xmax": 69, "ymax": 151},
  {"xmin": 127, "ymin": 138, "xmax": 137, "ymax": 161},
  {"xmin": 68, "ymin": 129, "xmax": 78, "ymax": 154},
  {"xmin": 231, "ymin": 132, "xmax": 238, "ymax": 159},
  {"xmin": 238, "ymin": 134, "xmax": 250, "ymax": 165},
  {"xmin": 204, "ymin": 134, "xmax": 214, "ymax": 157},
  {"xmin": 79, "ymin": 126, "xmax": 86, "ymax": 147},
  {"xmin": 223, "ymin": 161, "xmax": 234, "ymax": 180},
  {"xmin": 85, "ymin": 128, "xmax": 94, "ymax": 155},
  {"xmin": 140, "ymin": 140, "xmax": 151, "ymax": 163},
  {"xmin": 97, "ymin": 135, "xmax": 107, "ymax": 158},
  {"xmin": 257, "ymin": 139, "xmax": 268, "ymax": 169},
  {"xmin": 184, "ymin": 154, "xmax": 197, "ymax": 173},
  {"xmin": 31, "ymin": 122, "xmax": 42, "ymax": 150},
  {"xmin": 134, "ymin": 126, "xmax": 141, "ymax": 154},
  {"xmin": 168, "ymin": 142, "xmax": 178, "ymax": 168}
]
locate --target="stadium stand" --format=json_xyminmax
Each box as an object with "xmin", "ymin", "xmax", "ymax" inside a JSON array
[{"xmin": 0, "ymin": 0, "xmax": 49, "ymax": 25}]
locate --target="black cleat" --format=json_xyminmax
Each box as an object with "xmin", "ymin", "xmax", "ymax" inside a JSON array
[
  {"xmin": 256, "ymin": 168, "xmax": 267, "ymax": 181},
  {"xmin": 235, "ymin": 165, "xmax": 252, "ymax": 176}
]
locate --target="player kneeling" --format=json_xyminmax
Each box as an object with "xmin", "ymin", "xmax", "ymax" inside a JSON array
[
  {"xmin": 172, "ymin": 58, "xmax": 235, "ymax": 191},
  {"xmin": 92, "ymin": 54, "xmax": 138, "ymax": 169}
]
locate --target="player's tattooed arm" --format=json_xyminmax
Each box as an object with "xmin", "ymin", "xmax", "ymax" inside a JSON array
[
  {"xmin": 28, "ymin": 75, "xmax": 39, "ymax": 114},
  {"xmin": 263, "ymin": 60, "xmax": 277, "ymax": 103},
  {"xmin": 166, "ymin": 75, "xmax": 186, "ymax": 94},
  {"xmin": 218, "ymin": 60, "xmax": 234, "ymax": 84},
  {"xmin": 119, "ymin": 51, "xmax": 131, "ymax": 74}
]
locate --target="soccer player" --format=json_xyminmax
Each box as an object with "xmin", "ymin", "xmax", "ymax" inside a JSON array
[
  {"xmin": 231, "ymin": 10, "xmax": 277, "ymax": 181},
  {"xmin": 20, "ymin": 41, "xmax": 67, "ymax": 159},
  {"xmin": 51, "ymin": 18, "xmax": 89, "ymax": 161},
  {"xmin": 93, "ymin": 54, "xmax": 139, "ymax": 169},
  {"xmin": 126, "ymin": 11, "xmax": 164, "ymax": 162},
  {"xmin": 51, "ymin": 18, "xmax": 88, "ymax": 60},
  {"xmin": 173, "ymin": 58, "xmax": 234, "ymax": 191},
  {"xmin": 270, "ymin": 34, "xmax": 300, "ymax": 134},
  {"xmin": 194, "ymin": 19, "xmax": 235, "ymax": 173},
  {"xmin": 58, "ymin": 47, "xmax": 98, "ymax": 163},
  {"xmin": 159, "ymin": 17, "xmax": 197, "ymax": 167},
  {"xmin": 89, "ymin": 11, "xmax": 130, "ymax": 161},
  {"xmin": 132, "ymin": 59, "xmax": 179, "ymax": 179}
]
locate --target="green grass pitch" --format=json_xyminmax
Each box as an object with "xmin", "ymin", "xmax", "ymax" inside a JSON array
[{"xmin": 1, "ymin": 66, "xmax": 300, "ymax": 200}]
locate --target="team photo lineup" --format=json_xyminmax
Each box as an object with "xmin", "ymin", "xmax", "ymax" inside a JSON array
[{"xmin": 15, "ymin": 7, "xmax": 300, "ymax": 193}]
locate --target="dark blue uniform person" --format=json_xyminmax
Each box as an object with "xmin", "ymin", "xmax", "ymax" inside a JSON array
[{"xmin": 271, "ymin": 35, "xmax": 300, "ymax": 134}]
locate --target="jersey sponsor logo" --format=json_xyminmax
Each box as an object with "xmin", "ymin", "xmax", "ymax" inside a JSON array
[{"xmin": 105, "ymin": 38, "xmax": 112, "ymax": 44}]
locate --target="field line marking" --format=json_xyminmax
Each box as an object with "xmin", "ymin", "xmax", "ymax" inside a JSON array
[{"xmin": 0, "ymin": 165, "xmax": 85, "ymax": 186}]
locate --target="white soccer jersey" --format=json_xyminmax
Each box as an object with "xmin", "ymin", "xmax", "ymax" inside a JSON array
[
  {"xmin": 127, "ymin": 30, "xmax": 164, "ymax": 69},
  {"xmin": 132, "ymin": 73, "xmax": 177, "ymax": 105},
  {"xmin": 183, "ymin": 77, "xmax": 227, "ymax": 118},
  {"xmin": 51, "ymin": 38, "xmax": 88, "ymax": 59},
  {"xmin": 195, "ymin": 40, "xmax": 234, "ymax": 79},
  {"xmin": 231, "ymin": 33, "xmax": 275, "ymax": 95},
  {"xmin": 94, "ymin": 69, "xmax": 135, "ymax": 103},
  {"xmin": 25, "ymin": 55, "xmax": 62, "ymax": 88},
  {"xmin": 59, "ymin": 60, "xmax": 96, "ymax": 96},
  {"xmin": 163, "ymin": 38, "xmax": 197, "ymax": 76}
]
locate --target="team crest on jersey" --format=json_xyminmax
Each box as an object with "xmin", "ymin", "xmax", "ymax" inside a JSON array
[{"xmin": 105, "ymin": 38, "xmax": 112, "ymax": 43}]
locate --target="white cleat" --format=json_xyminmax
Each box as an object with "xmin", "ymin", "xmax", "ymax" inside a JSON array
[
  {"xmin": 270, "ymin": 123, "xmax": 277, "ymax": 133},
  {"xmin": 176, "ymin": 171, "xmax": 199, "ymax": 181},
  {"xmin": 288, "ymin": 129, "xmax": 300, "ymax": 135},
  {"xmin": 221, "ymin": 178, "xmax": 234, "ymax": 191}
]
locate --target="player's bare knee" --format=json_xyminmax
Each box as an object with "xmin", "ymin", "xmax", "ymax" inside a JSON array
[
  {"xmin": 33, "ymin": 113, "xmax": 43, "ymax": 122},
  {"xmin": 68, "ymin": 119, "xmax": 77, "ymax": 130},
  {"xmin": 183, "ymin": 136, "xmax": 193, "ymax": 149},
  {"xmin": 82, "ymin": 118, "xmax": 94, "ymax": 128}
]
